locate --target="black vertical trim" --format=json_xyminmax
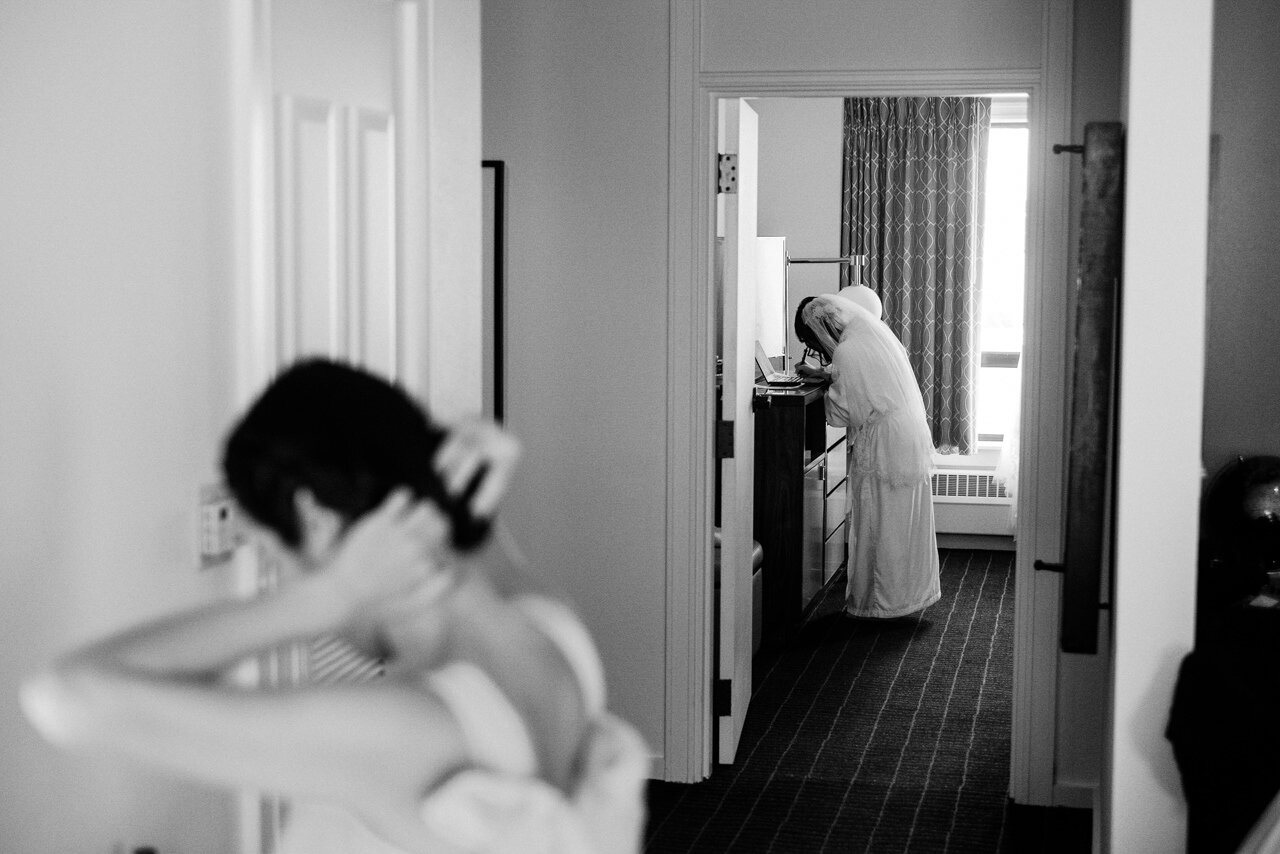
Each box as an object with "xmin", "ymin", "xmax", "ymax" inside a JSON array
[
  {"xmin": 1061, "ymin": 123, "xmax": 1124, "ymax": 654},
  {"xmin": 482, "ymin": 160, "xmax": 506, "ymax": 422},
  {"xmin": 713, "ymin": 678, "xmax": 733, "ymax": 716},
  {"xmin": 716, "ymin": 420, "xmax": 735, "ymax": 460}
]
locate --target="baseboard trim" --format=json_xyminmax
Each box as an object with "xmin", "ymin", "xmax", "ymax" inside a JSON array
[{"xmin": 937, "ymin": 533, "xmax": 1016, "ymax": 551}]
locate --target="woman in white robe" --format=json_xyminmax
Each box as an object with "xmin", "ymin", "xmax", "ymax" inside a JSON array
[
  {"xmin": 795, "ymin": 294, "xmax": 941, "ymax": 618},
  {"xmin": 20, "ymin": 359, "xmax": 648, "ymax": 854}
]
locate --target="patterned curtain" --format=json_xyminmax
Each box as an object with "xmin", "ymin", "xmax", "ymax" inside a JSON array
[{"xmin": 840, "ymin": 97, "xmax": 991, "ymax": 455}]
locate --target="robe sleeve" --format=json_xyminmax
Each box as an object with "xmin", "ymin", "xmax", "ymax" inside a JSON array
[
  {"xmin": 825, "ymin": 314, "xmax": 935, "ymax": 486},
  {"xmin": 824, "ymin": 341, "xmax": 874, "ymax": 430}
]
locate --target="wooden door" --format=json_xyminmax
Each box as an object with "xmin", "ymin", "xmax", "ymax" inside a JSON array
[
  {"xmin": 716, "ymin": 98, "xmax": 758, "ymax": 764},
  {"xmin": 1060, "ymin": 122, "xmax": 1124, "ymax": 655}
]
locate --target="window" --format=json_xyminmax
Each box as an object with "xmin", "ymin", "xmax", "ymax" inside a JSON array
[{"xmin": 975, "ymin": 97, "xmax": 1029, "ymax": 444}]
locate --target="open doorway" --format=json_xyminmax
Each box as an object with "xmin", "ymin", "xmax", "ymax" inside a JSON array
[
  {"xmin": 725, "ymin": 92, "xmax": 1030, "ymax": 607},
  {"xmin": 660, "ymin": 36, "xmax": 1079, "ymax": 817},
  {"xmin": 669, "ymin": 91, "xmax": 1042, "ymax": 849}
]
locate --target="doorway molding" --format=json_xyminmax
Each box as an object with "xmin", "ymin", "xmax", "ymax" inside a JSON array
[{"xmin": 664, "ymin": 0, "xmax": 1074, "ymax": 801}]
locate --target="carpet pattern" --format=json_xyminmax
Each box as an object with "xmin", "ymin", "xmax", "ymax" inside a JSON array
[{"xmin": 645, "ymin": 548, "xmax": 1015, "ymax": 853}]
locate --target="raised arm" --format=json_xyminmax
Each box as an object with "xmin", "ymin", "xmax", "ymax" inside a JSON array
[
  {"xmin": 26, "ymin": 490, "xmax": 438, "ymax": 680},
  {"xmin": 39, "ymin": 571, "xmax": 353, "ymax": 683},
  {"xmin": 22, "ymin": 666, "xmax": 468, "ymax": 853},
  {"xmin": 434, "ymin": 417, "xmax": 521, "ymax": 519},
  {"xmin": 19, "ymin": 492, "xmax": 464, "ymax": 852},
  {"xmin": 824, "ymin": 341, "xmax": 874, "ymax": 430}
]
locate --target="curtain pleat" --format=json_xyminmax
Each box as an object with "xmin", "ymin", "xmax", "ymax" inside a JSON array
[{"xmin": 840, "ymin": 97, "xmax": 991, "ymax": 455}]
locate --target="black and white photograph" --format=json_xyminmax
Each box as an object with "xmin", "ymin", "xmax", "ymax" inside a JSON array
[{"xmin": 2, "ymin": 2, "xmax": 1269, "ymax": 853}]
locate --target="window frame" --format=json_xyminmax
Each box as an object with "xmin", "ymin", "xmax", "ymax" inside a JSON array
[{"xmin": 975, "ymin": 96, "xmax": 1030, "ymax": 446}]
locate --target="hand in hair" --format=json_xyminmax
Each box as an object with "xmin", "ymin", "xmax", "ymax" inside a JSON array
[
  {"xmin": 322, "ymin": 489, "xmax": 450, "ymax": 611},
  {"xmin": 434, "ymin": 418, "xmax": 521, "ymax": 519}
]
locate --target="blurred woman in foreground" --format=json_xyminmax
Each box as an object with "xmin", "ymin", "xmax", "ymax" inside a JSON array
[{"xmin": 21, "ymin": 358, "xmax": 648, "ymax": 853}]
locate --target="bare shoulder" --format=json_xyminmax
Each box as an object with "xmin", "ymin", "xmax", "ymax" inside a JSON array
[{"xmin": 446, "ymin": 571, "xmax": 596, "ymax": 791}]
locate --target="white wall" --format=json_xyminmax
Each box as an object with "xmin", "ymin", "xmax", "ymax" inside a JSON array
[
  {"xmin": 752, "ymin": 97, "xmax": 844, "ymax": 363},
  {"xmin": 417, "ymin": 0, "xmax": 485, "ymax": 423},
  {"xmin": 1109, "ymin": 0, "xmax": 1214, "ymax": 849},
  {"xmin": 0, "ymin": 3, "xmax": 240, "ymax": 851}
]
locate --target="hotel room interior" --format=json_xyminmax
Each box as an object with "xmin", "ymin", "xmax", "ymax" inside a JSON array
[{"xmin": 2, "ymin": 1, "xmax": 1275, "ymax": 852}]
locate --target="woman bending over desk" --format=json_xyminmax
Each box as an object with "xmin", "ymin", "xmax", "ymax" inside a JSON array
[{"xmin": 795, "ymin": 294, "xmax": 941, "ymax": 619}]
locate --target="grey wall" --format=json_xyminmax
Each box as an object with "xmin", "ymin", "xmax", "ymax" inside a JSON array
[
  {"xmin": 481, "ymin": 0, "xmax": 672, "ymax": 755},
  {"xmin": 1203, "ymin": 0, "xmax": 1280, "ymax": 475},
  {"xmin": 700, "ymin": 0, "xmax": 1045, "ymax": 73},
  {"xmin": 753, "ymin": 97, "xmax": 845, "ymax": 363}
]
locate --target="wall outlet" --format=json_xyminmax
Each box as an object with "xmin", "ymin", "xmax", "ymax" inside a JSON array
[{"xmin": 199, "ymin": 483, "xmax": 244, "ymax": 568}]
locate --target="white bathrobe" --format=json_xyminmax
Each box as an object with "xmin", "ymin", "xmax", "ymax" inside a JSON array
[{"xmin": 823, "ymin": 305, "xmax": 941, "ymax": 618}]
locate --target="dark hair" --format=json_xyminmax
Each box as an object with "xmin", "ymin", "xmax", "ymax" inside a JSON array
[
  {"xmin": 221, "ymin": 358, "xmax": 490, "ymax": 551},
  {"xmin": 793, "ymin": 296, "xmax": 821, "ymax": 353}
]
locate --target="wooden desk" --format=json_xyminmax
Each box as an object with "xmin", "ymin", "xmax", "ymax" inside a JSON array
[{"xmin": 753, "ymin": 382, "xmax": 847, "ymax": 649}]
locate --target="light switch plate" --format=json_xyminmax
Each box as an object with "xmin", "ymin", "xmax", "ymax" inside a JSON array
[{"xmin": 199, "ymin": 483, "xmax": 243, "ymax": 568}]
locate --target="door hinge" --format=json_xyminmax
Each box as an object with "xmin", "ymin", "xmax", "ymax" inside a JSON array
[
  {"xmin": 714, "ymin": 678, "xmax": 733, "ymax": 716},
  {"xmin": 717, "ymin": 153, "xmax": 738, "ymax": 194},
  {"xmin": 716, "ymin": 420, "xmax": 734, "ymax": 460}
]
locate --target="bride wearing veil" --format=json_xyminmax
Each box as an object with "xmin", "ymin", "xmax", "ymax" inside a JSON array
[{"xmin": 795, "ymin": 294, "xmax": 941, "ymax": 619}]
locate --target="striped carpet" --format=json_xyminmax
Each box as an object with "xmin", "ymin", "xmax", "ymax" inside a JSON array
[{"xmin": 645, "ymin": 548, "xmax": 1015, "ymax": 853}]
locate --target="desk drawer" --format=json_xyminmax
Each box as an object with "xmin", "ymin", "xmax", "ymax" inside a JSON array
[
  {"xmin": 824, "ymin": 477, "xmax": 847, "ymax": 539},
  {"xmin": 825, "ymin": 447, "xmax": 847, "ymax": 494},
  {"xmin": 802, "ymin": 463, "xmax": 825, "ymax": 611},
  {"xmin": 824, "ymin": 521, "xmax": 847, "ymax": 584}
]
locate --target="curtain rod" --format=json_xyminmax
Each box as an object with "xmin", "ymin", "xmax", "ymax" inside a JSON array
[{"xmin": 786, "ymin": 254, "xmax": 867, "ymax": 265}]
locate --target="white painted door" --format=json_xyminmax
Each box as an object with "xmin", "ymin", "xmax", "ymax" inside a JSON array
[
  {"xmin": 271, "ymin": 0, "xmax": 400, "ymax": 377},
  {"xmin": 716, "ymin": 98, "xmax": 758, "ymax": 764},
  {"xmin": 243, "ymin": 5, "xmax": 407, "ymax": 851},
  {"xmin": 235, "ymin": 0, "xmax": 483, "ymax": 416}
]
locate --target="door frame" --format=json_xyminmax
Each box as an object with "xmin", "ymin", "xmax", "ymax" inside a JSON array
[{"xmin": 663, "ymin": 1, "xmax": 1074, "ymax": 796}]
